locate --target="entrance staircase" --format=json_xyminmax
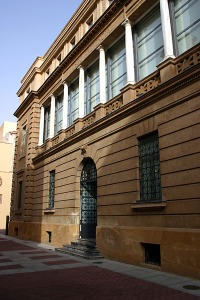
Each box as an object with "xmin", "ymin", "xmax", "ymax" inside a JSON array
[{"xmin": 56, "ymin": 238, "xmax": 103, "ymax": 259}]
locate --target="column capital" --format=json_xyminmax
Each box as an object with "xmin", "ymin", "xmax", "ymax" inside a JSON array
[
  {"xmin": 97, "ymin": 44, "xmax": 105, "ymax": 51},
  {"xmin": 122, "ymin": 18, "xmax": 133, "ymax": 27},
  {"xmin": 77, "ymin": 64, "xmax": 86, "ymax": 71},
  {"xmin": 62, "ymin": 80, "xmax": 69, "ymax": 86}
]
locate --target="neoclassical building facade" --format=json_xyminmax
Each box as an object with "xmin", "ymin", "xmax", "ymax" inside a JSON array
[{"xmin": 9, "ymin": 0, "xmax": 200, "ymax": 279}]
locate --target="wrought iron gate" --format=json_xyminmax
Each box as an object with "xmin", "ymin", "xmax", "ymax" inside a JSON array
[{"xmin": 80, "ymin": 159, "xmax": 97, "ymax": 239}]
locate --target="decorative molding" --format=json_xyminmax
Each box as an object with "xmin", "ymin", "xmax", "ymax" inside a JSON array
[{"xmin": 136, "ymin": 76, "xmax": 161, "ymax": 97}]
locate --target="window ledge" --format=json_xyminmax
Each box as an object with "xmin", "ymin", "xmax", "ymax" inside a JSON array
[
  {"xmin": 131, "ymin": 201, "xmax": 166, "ymax": 211},
  {"xmin": 44, "ymin": 209, "xmax": 55, "ymax": 214}
]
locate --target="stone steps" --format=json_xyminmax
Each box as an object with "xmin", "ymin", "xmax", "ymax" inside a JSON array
[{"xmin": 56, "ymin": 238, "xmax": 103, "ymax": 259}]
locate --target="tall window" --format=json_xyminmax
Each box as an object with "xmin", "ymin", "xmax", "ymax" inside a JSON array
[
  {"xmin": 17, "ymin": 181, "xmax": 22, "ymax": 210},
  {"xmin": 68, "ymin": 79, "xmax": 79, "ymax": 126},
  {"xmin": 139, "ymin": 131, "xmax": 162, "ymax": 202},
  {"xmin": 55, "ymin": 93, "xmax": 63, "ymax": 134},
  {"xmin": 106, "ymin": 37, "xmax": 127, "ymax": 100},
  {"xmin": 173, "ymin": 0, "xmax": 200, "ymax": 55},
  {"xmin": 84, "ymin": 61, "xmax": 100, "ymax": 115},
  {"xmin": 21, "ymin": 125, "xmax": 27, "ymax": 156},
  {"xmin": 43, "ymin": 105, "xmax": 50, "ymax": 141},
  {"xmin": 49, "ymin": 170, "xmax": 55, "ymax": 209},
  {"xmin": 135, "ymin": 6, "xmax": 164, "ymax": 80}
]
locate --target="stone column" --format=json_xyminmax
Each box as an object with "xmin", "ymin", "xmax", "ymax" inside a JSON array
[
  {"xmin": 98, "ymin": 45, "xmax": 106, "ymax": 104},
  {"xmin": 38, "ymin": 106, "xmax": 44, "ymax": 146},
  {"xmin": 78, "ymin": 65, "xmax": 85, "ymax": 118},
  {"xmin": 62, "ymin": 81, "xmax": 68, "ymax": 129},
  {"xmin": 49, "ymin": 94, "xmax": 55, "ymax": 138},
  {"xmin": 123, "ymin": 19, "xmax": 135, "ymax": 84},
  {"xmin": 160, "ymin": 0, "xmax": 175, "ymax": 59}
]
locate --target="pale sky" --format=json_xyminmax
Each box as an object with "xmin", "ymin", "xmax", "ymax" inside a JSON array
[{"xmin": 0, "ymin": 0, "xmax": 82, "ymax": 126}]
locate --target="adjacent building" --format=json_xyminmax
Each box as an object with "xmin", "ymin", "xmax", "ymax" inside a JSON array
[
  {"xmin": 9, "ymin": 0, "xmax": 200, "ymax": 279},
  {"xmin": 0, "ymin": 121, "xmax": 16, "ymax": 230}
]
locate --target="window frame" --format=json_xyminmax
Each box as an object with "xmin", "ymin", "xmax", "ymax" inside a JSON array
[
  {"xmin": 133, "ymin": 5, "xmax": 164, "ymax": 81},
  {"xmin": 68, "ymin": 79, "xmax": 79, "ymax": 126},
  {"xmin": 138, "ymin": 131, "xmax": 162, "ymax": 203},
  {"xmin": 106, "ymin": 36, "xmax": 127, "ymax": 101},
  {"xmin": 84, "ymin": 60, "xmax": 100, "ymax": 115},
  {"xmin": 49, "ymin": 170, "xmax": 55, "ymax": 209},
  {"xmin": 169, "ymin": 0, "xmax": 200, "ymax": 56},
  {"xmin": 54, "ymin": 93, "xmax": 63, "ymax": 135},
  {"xmin": 43, "ymin": 105, "xmax": 51, "ymax": 142}
]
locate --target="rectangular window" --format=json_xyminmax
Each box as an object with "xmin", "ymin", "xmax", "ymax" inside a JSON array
[
  {"xmin": 139, "ymin": 131, "xmax": 162, "ymax": 202},
  {"xmin": 173, "ymin": 0, "xmax": 200, "ymax": 55},
  {"xmin": 17, "ymin": 181, "xmax": 22, "ymax": 210},
  {"xmin": 135, "ymin": 6, "xmax": 164, "ymax": 80},
  {"xmin": 21, "ymin": 125, "xmax": 27, "ymax": 157},
  {"xmin": 43, "ymin": 105, "xmax": 50, "ymax": 142},
  {"xmin": 143, "ymin": 243, "xmax": 161, "ymax": 266},
  {"xmin": 49, "ymin": 170, "xmax": 55, "ymax": 209},
  {"xmin": 55, "ymin": 93, "xmax": 63, "ymax": 134},
  {"xmin": 68, "ymin": 79, "xmax": 79, "ymax": 126},
  {"xmin": 84, "ymin": 61, "xmax": 100, "ymax": 115},
  {"xmin": 106, "ymin": 37, "xmax": 127, "ymax": 100}
]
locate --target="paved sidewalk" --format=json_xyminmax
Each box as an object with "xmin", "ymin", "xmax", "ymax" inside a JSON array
[{"xmin": 0, "ymin": 233, "xmax": 199, "ymax": 299}]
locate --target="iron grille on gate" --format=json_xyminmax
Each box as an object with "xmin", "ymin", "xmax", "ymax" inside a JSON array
[{"xmin": 80, "ymin": 159, "xmax": 97, "ymax": 239}]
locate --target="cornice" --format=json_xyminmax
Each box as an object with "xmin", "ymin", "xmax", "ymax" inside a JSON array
[
  {"xmin": 37, "ymin": 0, "xmax": 128, "ymax": 97},
  {"xmin": 14, "ymin": 92, "xmax": 38, "ymax": 118}
]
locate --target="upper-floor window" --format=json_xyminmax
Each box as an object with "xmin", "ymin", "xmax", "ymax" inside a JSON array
[
  {"xmin": 43, "ymin": 105, "xmax": 50, "ymax": 142},
  {"xmin": 138, "ymin": 131, "xmax": 162, "ymax": 202},
  {"xmin": 84, "ymin": 61, "xmax": 100, "ymax": 115},
  {"xmin": 54, "ymin": 93, "xmax": 63, "ymax": 134},
  {"xmin": 172, "ymin": 0, "xmax": 200, "ymax": 55},
  {"xmin": 134, "ymin": 6, "xmax": 164, "ymax": 81},
  {"xmin": 106, "ymin": 37, "xmax": 127, "ymax": 100},
  {"xmin": 68, "ymin": 79, "xmax": 79, "ymax": 126}
]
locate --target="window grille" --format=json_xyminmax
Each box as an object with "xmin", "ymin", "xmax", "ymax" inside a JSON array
[
  {"xmin": 143, "ymin": 243, "xmax": 161, "ymax": 266},
  {"xmin": 21, "ymin": 125, "xmax": 27, "ymax": 156},
  {"xmin": 49, "ymin": 170, "xmax": 55, "ymax": 209},
  {"xmin": 139, "ymin": 131, "xmax": 162, "ymax": 202},
  {"xmin": 17, "ymin": 181, "xmax": 22, "ymax": 210}
]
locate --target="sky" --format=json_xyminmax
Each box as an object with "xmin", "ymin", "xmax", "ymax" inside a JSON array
[{"xmin": 0, "ymin": 0, "xmax": 82, "ymax": 126}]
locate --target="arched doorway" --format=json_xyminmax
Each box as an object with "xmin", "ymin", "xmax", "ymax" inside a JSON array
[{"xmin": 80, "ymin": 158, "xmax": 97, "ymax": 239}]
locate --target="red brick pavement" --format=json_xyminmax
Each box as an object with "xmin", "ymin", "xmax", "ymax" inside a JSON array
[
  {"xmin": 0, "ymin": 240, "xmax": 36, "ymax": 251},
  {"xmin": 0, "ymin": 266, "xmax": 199, "ymax": 300}
]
